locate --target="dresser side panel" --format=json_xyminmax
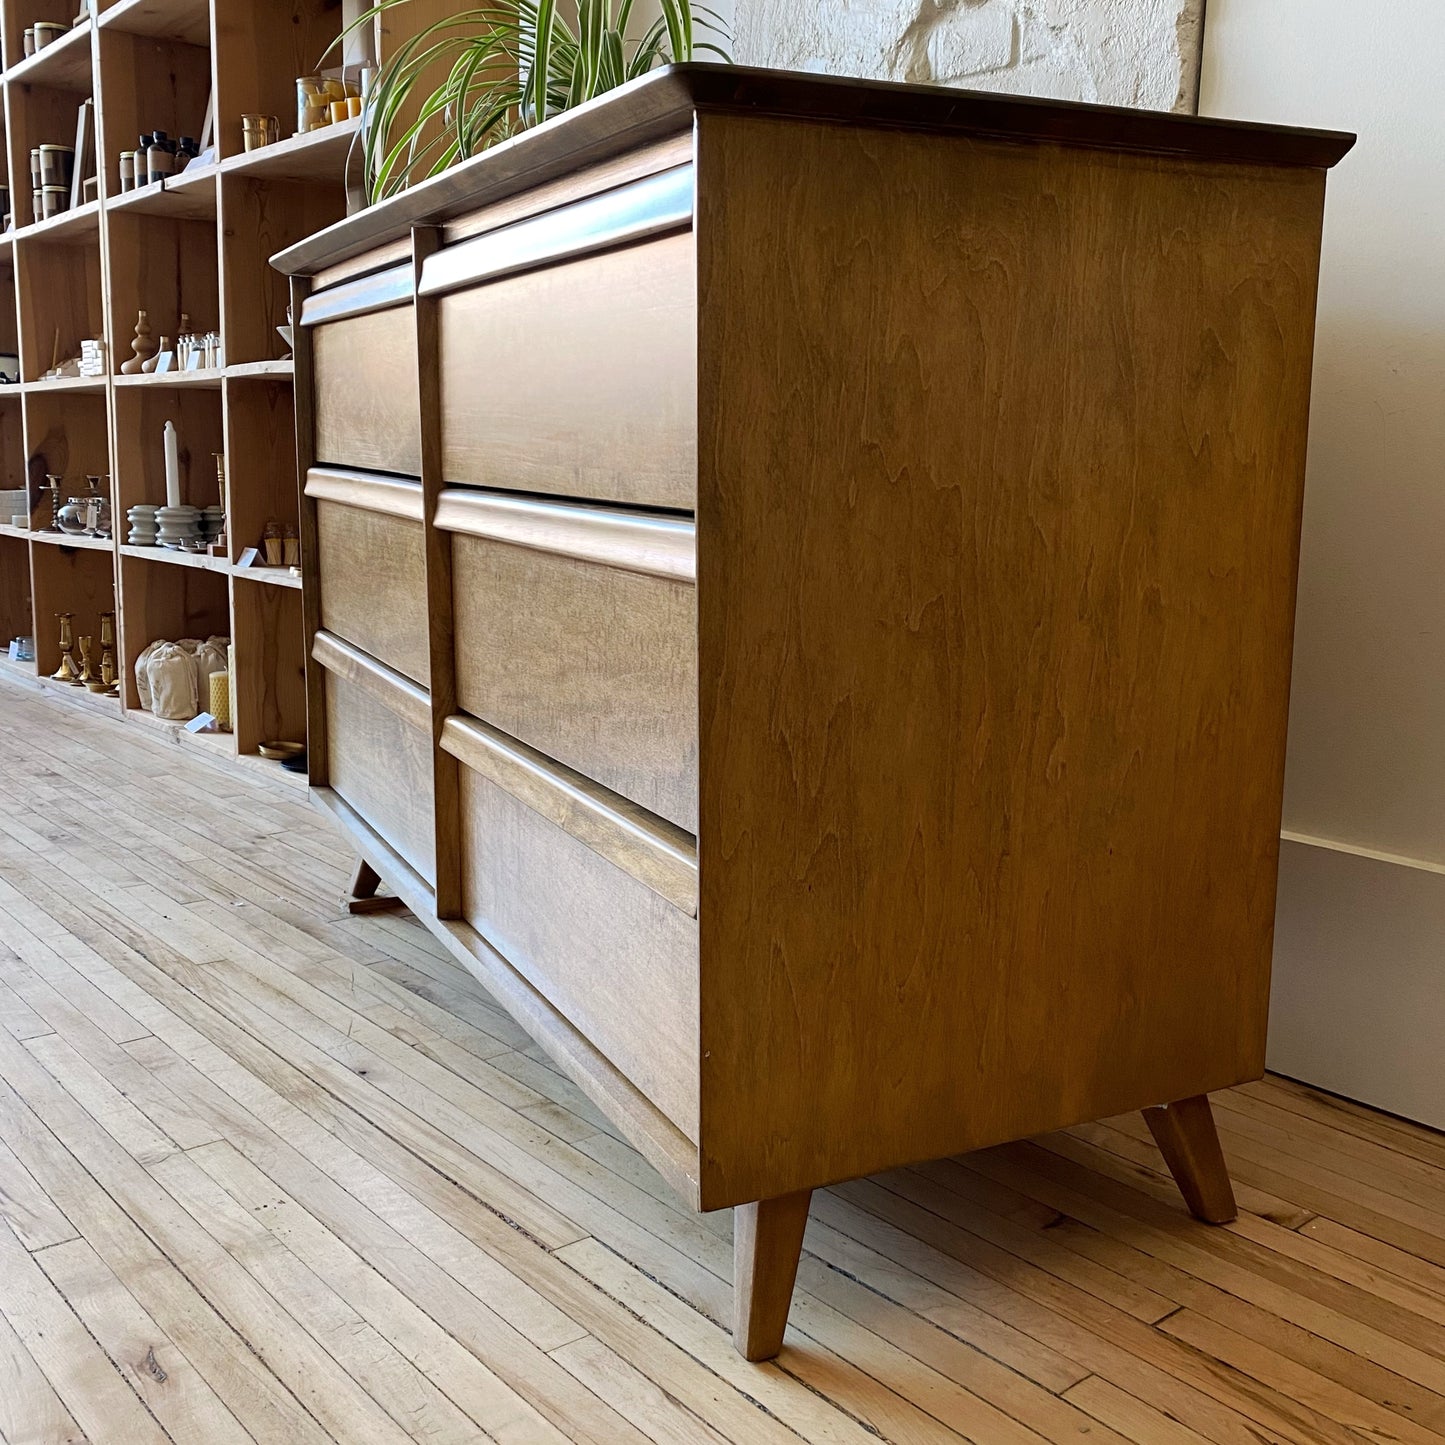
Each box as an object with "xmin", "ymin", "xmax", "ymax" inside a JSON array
[{"xmin": 695, "ymin": 113, "xmax": 1327, "ymax": 1208}]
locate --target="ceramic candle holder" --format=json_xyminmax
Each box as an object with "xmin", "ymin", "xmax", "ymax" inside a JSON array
[
  {"xmin": 154, "ymin": 504, "xmax": 199, "ymax": 548},
  {"xmin": 127, "ymin": 503, "xmax": 159, "ymax": 546}
]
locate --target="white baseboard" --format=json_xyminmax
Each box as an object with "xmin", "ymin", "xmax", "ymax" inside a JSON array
[{"xmin": 1269, "ymin": 836, "xmax": 1445, "ymax": 1131}]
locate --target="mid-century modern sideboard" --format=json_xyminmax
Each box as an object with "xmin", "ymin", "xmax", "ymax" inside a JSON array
[{"xmin": 274, "ymin": 65, "xmax": 1352, "ymax": 1360}]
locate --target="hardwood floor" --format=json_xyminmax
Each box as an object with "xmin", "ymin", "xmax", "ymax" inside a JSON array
[{"xmin": 3, "ymin": 678, "xmax": 1445, "ymax": 1445}]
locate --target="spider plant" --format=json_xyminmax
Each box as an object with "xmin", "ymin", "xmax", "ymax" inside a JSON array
[{"xmin": 330, "ymin": 0, "xmax": 729, "ymax": 204}]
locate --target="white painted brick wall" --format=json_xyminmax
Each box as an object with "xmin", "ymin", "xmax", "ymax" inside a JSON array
[{"xmin": 734, "ymin": 0, "xmax": 1204, "ymax": 113}]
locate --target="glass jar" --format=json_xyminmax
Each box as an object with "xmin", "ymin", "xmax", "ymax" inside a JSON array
[{"xmin": 296, "ymin": 76, "xmax": 333, "ymax": 134}]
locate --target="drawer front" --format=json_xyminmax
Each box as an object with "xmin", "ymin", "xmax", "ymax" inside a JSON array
[
  {"xmin": 438, "ymin": 230, "xmax": 696, "ymax": 511},
  {"xmin": 309, "ymin": 470, "xmax": 429, "ymax": 686},
  {"xmin": 313, "ymin": 304, "xmax": 421, "ymax": 476},
  {"xmin": 442, "ymin": 490, "xmax": 698, "ymax": 834},
  {"xmin": 324, "ymin": 668, "xmax": 436, "ymax": 885},
  {"xmin": 459, "ymin": 762, "xmax": 699, "ymax": 1140}
]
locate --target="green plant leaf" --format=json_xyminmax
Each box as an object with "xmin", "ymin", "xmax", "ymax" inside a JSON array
[{"xmin": 343, "ymin": 0, "xmax": 731, "ymax": 202}]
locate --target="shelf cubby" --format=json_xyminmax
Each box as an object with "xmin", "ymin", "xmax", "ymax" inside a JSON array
[
  {"xmin": 0, "ymin": 388, "xmax": 21, "ymax": 494},
  {"xmin": 105, "ymin": 210, "xmax": 219, "ymax": 365},
  {"xmin": 14, "ymin": 229, "xmax": 102, "ymax": 380},
  {"xmin": 218, "ymin": 174, "xmax": 334, "ymax": 365},
  {"xmin": 6, "ymin": 75, "xmax": 93, "ymax": 229},
  {"xmin": 3, "ymin": 0, "xmax": 87, "ymax": 72},
  {"xmin": 111, "ymin": 380, "xmax": 221, "ymax": 516},
  {"xmin": 230, "ymin": 569, "xmax": 303, "ymax": 753},
  {"xmin": 210, "ymin": 0, "xmax": 345, "ymax": 164},
  {"xmin": 221, "ymin": 371, "xmax": 289, "ymax": 558},
  {"xmin": 0, "ymin": 530, "xmax": 32, "ymax": 656},
  {"xmin": 92, "ymin": 25, "xmax": 208, "ymax": 197},
  {"xmin": 29, "ymin": 534, "xmax": 116, "ymax": 682},
  {"xmin": 22, "ymin": 386, "xmax": 108, "ymax": 523},
  {"xmin": 6, "ymin": 15, "xmax": 93, "ymax": 88},
  {"xmin": 116, "ymin": 546, "xmax": 225, "ymax": 708}
]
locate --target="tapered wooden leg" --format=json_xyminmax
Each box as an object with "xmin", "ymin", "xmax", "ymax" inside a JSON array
[
  {"xmin": 343, "ymin": 858, "xmax": 403, "ymax": 915},
  {"xmin": 1143, "ymin": 1094, "xmax": 1238, "ymax": 1224},
  {"xmin": 733, "ymin": 1189, "xmax": 812, "ymax": 1361}
]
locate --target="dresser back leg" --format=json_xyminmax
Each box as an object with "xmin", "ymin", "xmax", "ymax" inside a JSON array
[
  {"xmin": 343, "ymin": 857, "xmax": 404, "ymax": 915},
  {"xmin": 1143, "ymin": 1093, "xmax": 1238, "ymax": 1223},
  {"xmin": 733, "ymin": 1189, "xmax": 813, "ymax": 1360}
]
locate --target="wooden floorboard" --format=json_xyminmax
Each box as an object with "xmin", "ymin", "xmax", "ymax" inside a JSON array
[{"xmin": 2, "ymin": 678, "xmax": 1445, "ymax": 1445}]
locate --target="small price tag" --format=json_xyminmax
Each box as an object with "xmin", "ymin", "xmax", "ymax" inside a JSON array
[
  {"xmin": 185, "ymin": 713, "xmax": 217, "ymax": 733},
  {"xmin": 237, "ymin": 546, "xmax": 260, "ymax": 569}
]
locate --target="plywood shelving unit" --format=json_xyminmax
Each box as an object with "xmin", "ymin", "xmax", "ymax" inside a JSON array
[{"xmin": 0, "ymin": 0, "xmax": 441, "ymax": 777}]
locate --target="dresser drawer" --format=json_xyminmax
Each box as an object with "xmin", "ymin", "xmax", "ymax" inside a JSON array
[
  {"xmin": 457, "ymin": 758, "xmax": 699, "ymax": 1141},
  {"xmin": 306, "ymin": 263, "xmax": 421, "ymax": 477},
  {"xmin": 308, "ymin": 469, "xmax": 429, "ymax": 686},
  {"xmin": 439, "ymin": 488, "xmax": 698, "ymax": 834},
  {"xmin": 321, "ymin": 657, "xmax": 435, "ymax": 886},
  {"xmin": 435, "ymin": 230, "xmax": 696, "ymax": 511}
]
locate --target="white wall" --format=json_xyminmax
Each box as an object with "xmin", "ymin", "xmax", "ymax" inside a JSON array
[
  {"xmin": 733, "ymin": 0, "xmax": 1203, "ymax": 111},
  {"xmin": 1201, "ymin": 3, "xmax": 1445, "ymax": 1127}
]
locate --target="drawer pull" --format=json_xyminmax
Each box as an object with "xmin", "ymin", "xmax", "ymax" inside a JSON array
[
  {"xmin": 301, "ymin": 261, "xmax": 414, "ymax": 325},
  {"xmin": 443, "ymin": 713, "xmax": 698, "ymax": 916},
  {"xmin": 420, "ymin": 164, "xmax": 693, "ymax": 298},
  {"xmin": 307, "ymin": 467, "xmax": 425, "ymax": 522},
  {"xmin": 435, "ymin": 488, "xmax": 694, "ymax": 582},
  {"xmin": 313, "ymin": 630, "xmax": 431, "ymax": 732}
]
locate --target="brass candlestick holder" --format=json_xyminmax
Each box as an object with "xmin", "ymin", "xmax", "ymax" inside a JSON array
[
  {"xmin": 51, "ymin": 612, "xmax": 81, "ymax": 685},
  {"xmin": 77, "ymin": 633, "xmax": 101, "ymax": 690},
  {"xmin": 98, "ymin": 610, "xmax": 119, "ymax": 696}
]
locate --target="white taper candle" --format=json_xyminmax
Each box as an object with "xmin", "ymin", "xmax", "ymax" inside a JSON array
[{"xmin": 163, "ymin": 420, "xmax": 180, "ymax": 509}]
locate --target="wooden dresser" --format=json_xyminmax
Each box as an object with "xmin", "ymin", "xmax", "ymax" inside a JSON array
[{"xmin": 275, "ymin": 66, "xmax": 1352, "ymax": 1359}]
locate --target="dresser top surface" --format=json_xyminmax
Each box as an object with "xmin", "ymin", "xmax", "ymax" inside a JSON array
[{"xmin": 274, "ymin": 62, "xmax": 1355, "ymax": 277}]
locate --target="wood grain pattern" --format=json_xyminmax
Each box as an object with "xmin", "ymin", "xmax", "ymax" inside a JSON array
[
  {"xmin": 15, "ymin": 233, "xmax": 104, "ymax": 382},
  {"xmin": 314, "ymin": 496, "xmax": 430, "ymax": 687},
  {"xmin": 434, "ymin": 488, "xmax": 696, "ymax": 582},
  {"xmin": 458, "ymin": 765, "xmax": 700, "ymax": 1142},
  {"xmin": 419, "ymin": 165, "xmax": 692, "ymax": 300},
  {"xmin": 411, "ymin": 225, "xmax": 463, "ymax": 922},
  {"xmin": 441, "ymin": 712, "xmax": 699, "ymax": 916},
  {"xmin": 324, "ymin": 669, "xmax": 437, "ymax": 886},
  {"xmin": 693, "ymin": 114, "xmax": 1328, "ymax": 1208},
  {"xmin": 1143, "ymin": 1094, "xmax": 1239, "ymax": 1224},
  {"xmin": 733, "ymin": 1191, "xmax": 813, "ymax": 1362},
  {"xmin": 5, "ymin": 683, "xmax": 1443, "ymax": 1445},
  {"xmin": 312, "ymin": 629, "xmax": 431, "ymax": 734},
  {"xmin": 450, "ymin": 527, "xmax": 698, "ymax": 834},
  {"xmin": 231, "ymin": 577, "xmax": 307, "ymax": 757},
  {"xmin": 312, "ymin": 306, "xmax": 422, "ymax": 476},
  {"xmin": 439, "ymin": 231, "xmax": 696, "ymax": 512},
  {"xmin": 315, "ymin": 782, "xmax": 702, "ymax": 1204},
  {"xmin": 219, "ymin": 177, "xmax": 344, "ymax": 365},
  {"xmin": 305, "ymin": 467, "xmax": 426, "ymax": 522}
]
